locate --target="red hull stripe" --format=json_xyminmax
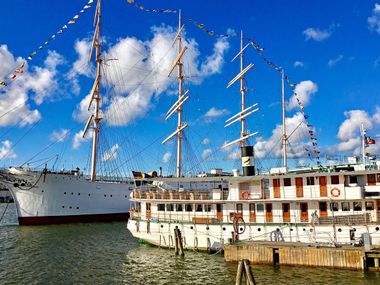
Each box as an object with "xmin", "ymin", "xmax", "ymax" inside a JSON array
[{"xmin": 18, "ymin": 212, "xmax": 130, "ymax": 225}]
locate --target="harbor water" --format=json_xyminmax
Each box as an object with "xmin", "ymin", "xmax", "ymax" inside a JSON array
[{"xmin": 1, "ymin": 204, "xmax": 379, "ymax": 285}]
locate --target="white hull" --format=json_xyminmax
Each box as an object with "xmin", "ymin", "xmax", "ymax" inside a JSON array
[
  {"xmin": 0, "ymin": 169, "xmax": 132, "ymax": 224},
  {"xmin": 128, "ymin": 219, "xmax": 380, "ymax": 250}
]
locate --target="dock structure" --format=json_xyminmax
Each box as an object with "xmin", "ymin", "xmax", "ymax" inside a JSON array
[{"xmin": 225, "ymin": 241, "xmax": 380, "ymax": 271}]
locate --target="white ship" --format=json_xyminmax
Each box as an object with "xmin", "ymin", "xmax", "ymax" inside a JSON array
[
  {"xmin": 0, "ymin": 0, "xmax": 133, "ymax": 225},
  {"xmin": 127, "ymin": 24, "xmax": 380, "ymax": 249}
]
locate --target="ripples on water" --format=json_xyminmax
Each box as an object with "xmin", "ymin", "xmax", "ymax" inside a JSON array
[{"xmin": 1, "ymin": 204, "xmax": 379, "ymax": 284}]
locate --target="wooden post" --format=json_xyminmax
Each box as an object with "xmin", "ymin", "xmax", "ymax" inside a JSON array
[
  {"xmin": 178, "ymin": 228, "xmax": 185, "ymax": 256},
  {"xmin": 235, "ymin": 260, "xmax": 244, "ymax": 285},
  {"xmin": 243, "ymin": 259, "xmax": 256, "ymax": 285},
  {"xmin": 174, "ymin": 227, "xmax": 179, "ymax": 255}
]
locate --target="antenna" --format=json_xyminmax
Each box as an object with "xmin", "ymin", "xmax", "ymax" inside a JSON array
[{"xmin": 281, "ymin": 70, "xmax": 288, "ymax": 172}]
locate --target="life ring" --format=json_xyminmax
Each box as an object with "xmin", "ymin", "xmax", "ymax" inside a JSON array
[
  {"xmin": 130, "ymin": 207, "xmax": 135, "ymax": 217},
  {"xmin": 241, "ymin": 191, "xmax": 249, "ymax": 200},
  {"xmin": 233, "ymin": 216, "xmax": 246, "ymax": 235},
  {"xmin": 330, "ymin": 188, "xmax": 340, "ymax": 197}
]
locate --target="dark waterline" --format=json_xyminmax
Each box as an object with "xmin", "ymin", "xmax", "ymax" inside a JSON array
[{"xmin": 1, "ymin": 204, "xmax": 379, "ymax": 285}]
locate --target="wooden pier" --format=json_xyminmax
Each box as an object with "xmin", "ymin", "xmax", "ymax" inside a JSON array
[{"xmin": 224, "ymin": 241, "xmax": 380, "ymax": 271}]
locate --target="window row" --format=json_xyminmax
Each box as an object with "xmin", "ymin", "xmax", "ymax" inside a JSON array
[{"xmin": 157, "ymin": 204, "xmax": 212, "ymax": 212}]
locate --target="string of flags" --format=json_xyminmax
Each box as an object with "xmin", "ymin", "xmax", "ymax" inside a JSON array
[
  {"xmin": 125, "ymin": 0, "xmax": 323, "ymax": 167},
  {"xmin": 126, "ymin": 0, "xmax": 176, "ymax": 13},
  {"xmin": 0, "ymin": 0, "xmax": 94, "ymax": 88}
]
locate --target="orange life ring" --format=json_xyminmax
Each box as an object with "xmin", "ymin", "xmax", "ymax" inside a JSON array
[
  {"xmin": 241, "ymin": 191, "xmax": 249, "ymax": 200},
  {"xmin": 330, "ymin": 188, "xmax": 340, "ymax": 197},
  {"xmin": 130, "ymin": 208, "xmax": 135, "ymax": 217}
]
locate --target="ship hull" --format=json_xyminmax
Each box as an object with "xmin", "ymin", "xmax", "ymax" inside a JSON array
[
  {"xmin": 18, "ymin": 212, "xmax": 130, "ymax": 225},
  {"xmin": 0, "ymin": 169, "xmax": 132, "ymax": 225}
]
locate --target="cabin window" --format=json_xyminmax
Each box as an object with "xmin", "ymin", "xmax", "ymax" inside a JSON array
[
  {"xmin": 249, "ymin": 203, "xmax": 255, "ymax": 213},
  {"xmin": 283, "ymin": 203, "xmax": 290, "ymax": 213},
  {"xmin": 365, "ymin": 201, "xmax": 374, "ymax": 211},
  {"xmin": 330, "ymin": 202, "xmax": 339, "ymax": 212},
  {"xmin": 306, "ymin": 177, "xmax": 315, "ymax": 185},
  {"xmin": 368, "ymin": 174, "xmax": 376, "ymax": 185},
  {"xmin": 341, "ymin": 202, "xmax": 350, "ymax": 211},
  {"xmin": 349, "ymin": 176, "xmax": 358, "ymax": 184},
  {"xmin": 157, "ymin": 204, "xmax": 165, "ymax": 211},
  {"xmin": 331, "ymin": 175, "xmax": 339, "ymax": 185},
  {"xmin": 166, "ymin": 204, "xmax": 174, "ymax": 211},
  {"xmin": 176, "ymin": 204, "xmax": 183, "ymax": 211},
  {"xmin": 204, "ymin": 204, "xmax": 212, "ymax": 212},
  {"xmin": 185, "ymin": 204, "xmax": 193, "ymax": 212},
  {"xmin": 257, "ymin": 204, "xmax": 264, "ymax": 212},
  {"xmin": 353, "ymin": 202, "xmax": 362, "ymax": 211},
  {"xmin": 196, "ymin": 204, "xmax": 203, "ymax": 212},
  {"xmin": 319, "ymin": 202, "xmax": 327, "ymax": 212},
  {"xmin": 236, "ymin": 203, "xmax": 243, "ymax": 213},
  {"xmin": 284, "ymin": 178, "xmax": 291, "ymax": 186}
]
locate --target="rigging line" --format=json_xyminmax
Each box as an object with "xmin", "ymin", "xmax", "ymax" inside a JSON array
[
  {"xmin": 0, "ymin": 101, "xmax": 25, "ymax": 120},
  {"xmin": 20, "ymin": 128, "xmax": 73, "ymax": 167},
  {"xmin": 0, "ymin": 119, "xmax": 41, "ymax": 161}
]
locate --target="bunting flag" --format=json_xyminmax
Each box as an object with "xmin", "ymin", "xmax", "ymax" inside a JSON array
[
  {"xmin": 126, "ymin": 0, "xmax": 177, "ymax": 13},
  {"xmin": 364, "ymin": 134, "xmax": 376, "ymax": 145},
  {"xmin": 0, "ymin": 0, "xmax": 94, "ymax": 89}
]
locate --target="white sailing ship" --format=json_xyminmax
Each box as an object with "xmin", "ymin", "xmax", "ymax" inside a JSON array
[
  {"xmin": 0, "ymin": 0, "xmax": 133, "ymax": 225},
  {"xmin": 127, "ymin": 24, "xmax": 380, "ymax": 249}
]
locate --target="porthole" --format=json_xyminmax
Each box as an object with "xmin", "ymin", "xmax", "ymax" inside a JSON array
[
  {"xmin": 353, "ymin": 228, "xmax": 356, "ymax": 232},
  {"xmin": 69, "ymin": 206, "xmax": 72, "ymax": 209},
  {"xmin": 310, "ymin": 229, "xmax": 313, "ymax": 232},
  {"xmin": 88, "ymin": 194, "xmax": 91, "ymax": 196},
  {"xmin": 104, "ymin": 194, "xmax": 107, "ymax": 197},
  {"xmin": 276, "ymin": 228, "xmax": 280, "ymax": 232},
  {"xmin": 240, "ymin": 227, "xmax": 243, "ymax": 232},
  {"xmin": 190, "ymin": 226, "xmax": 194, "ymax": 230},
  {"xmin": 76, "ymin": 207, "xmax": 79, "ymax": 209},
  {"xmin": 303, "ymin": 228, "xmax": 306, "ymax": 231},
  {"xmin": 290, "ymin": 228, "xmax": 293, "ymax": 232},
  {"xmin": 206, "ymin": 226, "xmax": 209, "ymax": 230},
  {"xmin": 110, "ymin": 195, "xmax": 113, "ymax": 197},
  {"xmin": 376, "ymin": 227, "xmax": 379, "ymax": 231},
  {"xmin": 222, "ymin": 227, "xmax": 226, "ymax": 231},
  {"xmin": 258, "ymin": 228, "xmax": 261, "ymax": 232},
  {"xmin": 62, "ymin": 206, "xmax": 65, "ymax": 208},
  {"xmin": 338, "ymin": 228, "xmax": 342, "ymax": 232},
  {"xmin": 160, "ymin": 225, "xmax": 163, "ymax": 228},
  {"xmin": 64, "ymin": 192, "xmax": 66, "ymax": 195},
  {"xmin": 41, "ymin": 190, "xmax": 44, "ymax": 193},
  {"xmin": 71, "ymin": 192, "xmax": 73, "ymax": 195},
  {"xmin": 78, "ymin": 193, "xmax": 80, "ymax": 195}
]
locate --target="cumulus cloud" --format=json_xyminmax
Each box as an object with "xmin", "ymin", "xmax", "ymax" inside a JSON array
[
  {"xmin": 72, "ymin": 130, "xmax": 92, "ymax": 149},
  {"xmin": 102, "ymin": 144, "xmax": 120, "ymax": 161},
  {"xmin": 162, "ymin": 151, "xmax": 172, "ymax": 163},
  {"xmin": 201, "ymin": 148, "xmax": 213, "ymax": 161},
  {"xmin": 49, "ymin": 129, "xmax": 70, "ymax": 142},
  {"xmin": 254, "ymin": 112, "xmax": 311, "ymax": 159},
  {"xmin": 203, "ymin": 107, "xmax": 229, "ymax": 122},
  {"xmin": 293, "ymin": 61, "xmax": 304, "ymax": 68},
  {"xmin": 72, "ymin": 25, "xmax": 230, "ymax": 126},
  {"xmin": 226, "ymin": 147, "xmax": 240, "ymax": 161},
  {"xmin": 368, "ymin": 3, "xmax": 380, "ymax": 34},
  {"xmin": 328, "ymin": 55, "xmax": 344, "ymax": 67},
  {"xmin": 286, "ymin": 80, "xmax": 318, "ymax": 111},
  {"xmin": 0, "ymin": 45, "xmax": 64, "ymax": 127},
  {"xmin": 303, "ymin": 24, "xmax": 338, "ymax": 41},
  {"xmin": 0, "ymin": 140, "xmax": 17, "ymax": 159}
]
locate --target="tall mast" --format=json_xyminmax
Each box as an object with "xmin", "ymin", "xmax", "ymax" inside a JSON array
[
  {"xmin": 240, "ymin": 31, "xmax": 246, "ymax": 146},
  {"xmin": 176, "ymin": 10, "xmax": 184, "ymax": 178},
  {"xmin": 361, "ymin": 123, "xmax": 366, "ymax": 165},
  {"xmin": 281, "ymin": 70, "xmax": 287, "ymax": 170},
  {"xmin": 83, "ymin": 0, "xmax": 103, "ymax": 181},
  {"xmin": 162, "ymin": 9, "xmax": 189, "ymax": 178}
]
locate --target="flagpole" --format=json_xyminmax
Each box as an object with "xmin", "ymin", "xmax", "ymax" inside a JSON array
[{"xmin": 361, "ymin": 123, "xmax": 365, "ymax": 166}]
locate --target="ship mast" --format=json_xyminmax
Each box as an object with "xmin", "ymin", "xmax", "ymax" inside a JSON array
[
  {"xmin": 83, "ymin": 0, "xmax": 103, "ymax": 181},
  {"xmin": 223, "ymin": 31, "xmax": 257, "ymax": 176},
  {"xmin": 162, "ymin": 10, "xmax": 189, "ymax": 178},
  {"xmin": 281, "ymin": 70, "xmax": 288, "ymax": 171}
]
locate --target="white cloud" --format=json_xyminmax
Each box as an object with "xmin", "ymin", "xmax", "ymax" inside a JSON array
[
  {"xmin": 102, "ymin": 144, "xmax": 120, "ymax": 161},
  {"xmin": 303, "ymin": 24, "xmax": 338, "ymax": 41},
  {"xmin": 201, "ymin": 148, "xmax": 213, "ymax": 161},
  {"xmin": 204, "ymin": 107, "xmax": 229, "ymax": 122},
  {"xmin": 72, "ymin": 130, "xmax": 92, "ymax": 149},
  {"xmin": 368, "ymin": 3, "xmax": 380, "ymax": 34},
  {"xmin": 335, "ymin": 109, "xmax": 380, "ymax": 154},
  {"xmin": 72, "ymin": 25, "xmax": 230, "ymax": 126},
  {"xmin": 202, "ymin": 138, "xmax": 210, "ymax": 145},
  {"xmin": 328, "ymin": 55, "xmax": 344, "ymax": 67},
  {"xmin": 0, "ymin": 45, "xmax": 64, "ymax": 127},
  {"xmin": 0, "ymin": 140, "xmax": 16, "ymax": 159},
  {"xmin": 162, "ymin": 151, "xmax": 172, "ymax": 163},
  {"xmin": 293, "ymin": 61, "xmax": 304, "ymax": 68},
  {"xmin": 226, "ymin": 148, "xmax": 240, "ymax": 160},
  {"xmin": 286, "ymin": 80, "xmax": 318, "ymax": 111},
  {"xmin": 49, "ymin": 129, "xmax": 70, "ymax": 142},
  {"xmin": 254, "ymin": 112, "xmax": 310, "ymax": 159}
]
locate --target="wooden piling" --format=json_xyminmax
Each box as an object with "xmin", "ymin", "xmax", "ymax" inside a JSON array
[
  {"xmin": 174, "ymin": 227, "xmax": 179, "ymax": 255},
  {"xmin": 177, "ymin": 228, "xmax": 185, "ymax": 257},
  {"xmin": 243, "ymin": 259, "xmax": 256, "ymax": 285},
  {"xmin": 235, "ymin": 260, "xmax": 244, "ymax": 285}
]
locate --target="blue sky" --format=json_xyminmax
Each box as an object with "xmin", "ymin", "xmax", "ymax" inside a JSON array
[{"xmin": 1, "ymin": 0, "xmax": 380, "ymax": 176}]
